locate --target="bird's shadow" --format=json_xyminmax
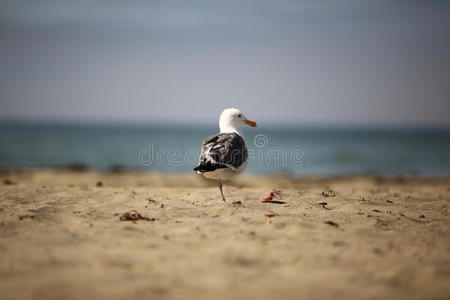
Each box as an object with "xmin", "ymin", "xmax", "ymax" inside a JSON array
[{"xmin": 262, "ymin": 200, "xmax": 286, "ymax": 204}]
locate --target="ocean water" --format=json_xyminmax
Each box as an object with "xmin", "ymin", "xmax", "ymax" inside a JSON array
[{"xmin": 0, "ymin": 122, "xmax": 449, "ymax": 176}]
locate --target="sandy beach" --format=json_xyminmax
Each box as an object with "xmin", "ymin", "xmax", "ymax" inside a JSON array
[{"xmin": 0, "ymin": 170, "xmax": 449, "ymax": 300}]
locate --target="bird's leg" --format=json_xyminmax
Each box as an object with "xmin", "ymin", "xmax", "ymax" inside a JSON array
[{"xmin": 218, "ymin": 180, "xmax": 226, "ymax": 202}]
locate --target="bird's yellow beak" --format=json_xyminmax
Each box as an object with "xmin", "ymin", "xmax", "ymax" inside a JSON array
[{"xmin": 244, "ymin": 119, "xmax": 257, "ymax": 127}]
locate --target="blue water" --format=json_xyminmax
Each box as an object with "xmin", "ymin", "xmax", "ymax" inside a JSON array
[{"xmin": 0, "ymin": 122, "xmax": 449, "ymax": 176}]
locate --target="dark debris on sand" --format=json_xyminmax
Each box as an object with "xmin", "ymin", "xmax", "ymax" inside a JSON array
[
  {"xmin": 118, "ymin": 210, "xmax": 155, "ymax": 222},
  {"xmin": 318, "ymin": 202, "xmax": 331, "ymax": 210},
  {"xmin": 265, "ymin": 213, "xmax": 278, "ymax": 218},
  {"xmin": 324, "ymin": 221, "xmax": 339, "ymax": 228},
  {"xmin": 147, "ymin": 197, "xmax": 157, "ymax": 204},
  {"xmin": 261, "ymin": 200, "xmax": 286, "ymax": 204}
]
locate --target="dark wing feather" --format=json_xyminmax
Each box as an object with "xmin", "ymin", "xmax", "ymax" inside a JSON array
[{"xmin": 194, "ymin": 133, "xmax": 247, "ymax": 172}]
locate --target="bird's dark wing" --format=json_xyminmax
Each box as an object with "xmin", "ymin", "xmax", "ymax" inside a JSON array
[{"xmin": 193, "ymin": 133, "xmax": 247, "ymax": 172}]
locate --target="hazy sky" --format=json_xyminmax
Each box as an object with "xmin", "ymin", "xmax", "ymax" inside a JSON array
[{"xmin": 0, "ymin": 0, "xmax": 449, "ymax": 126}]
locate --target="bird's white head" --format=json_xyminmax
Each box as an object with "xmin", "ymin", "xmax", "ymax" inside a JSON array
[{"xmin": 219, "ymin": 108, "xmax": 257, "ymax": 135}]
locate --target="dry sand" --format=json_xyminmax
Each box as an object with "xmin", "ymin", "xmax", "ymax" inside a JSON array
[{"xmin": 0, "ymin": 170, "xmax": 449, "ymax": 300}]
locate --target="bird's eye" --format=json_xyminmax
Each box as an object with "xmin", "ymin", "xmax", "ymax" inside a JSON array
[{"xmin": 238, "ymin": 114, "xmax": 242, "ymax": 118}]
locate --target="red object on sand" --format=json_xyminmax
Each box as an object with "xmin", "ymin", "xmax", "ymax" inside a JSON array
[{"xmin": 261, "ymin": 192, "xmax": 276, "ymax": 202}]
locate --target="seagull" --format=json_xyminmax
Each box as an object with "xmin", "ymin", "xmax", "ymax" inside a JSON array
[{"xmin": 194, "ymin": 108, "xmax": 257, "ymax": 202}]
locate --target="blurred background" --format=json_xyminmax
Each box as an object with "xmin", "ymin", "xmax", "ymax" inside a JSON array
[{"xmin": 0, "ymin": 0, "xmax": 449, "ymax": 175}]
